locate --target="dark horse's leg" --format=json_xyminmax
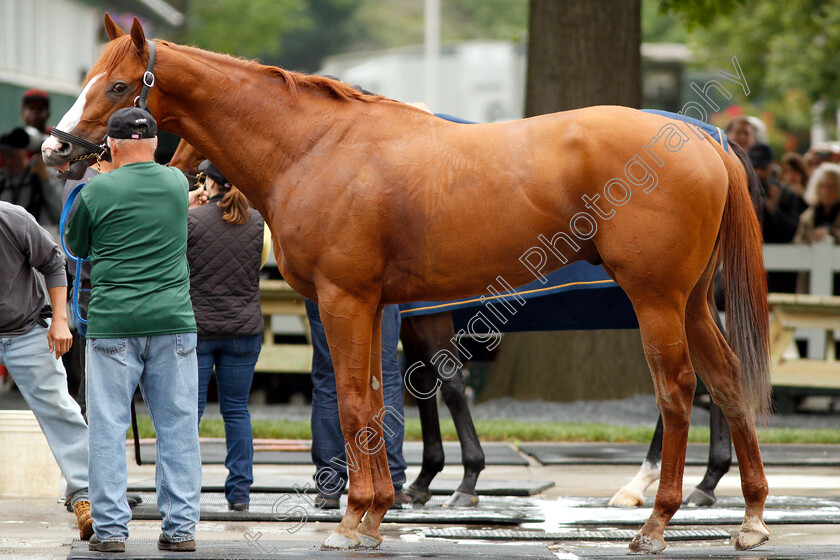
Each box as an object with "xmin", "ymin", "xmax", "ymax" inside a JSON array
[
  {"xmin": 685, "ymin": 307, "xmax": 733, "ymax": 506},
  {"xmin": 401, "ymin": 312, "xmax": 485, "ymax": 506},
  {"xmin": 609, "ymin": 301, "xmax": 732, "ymax": 508}
]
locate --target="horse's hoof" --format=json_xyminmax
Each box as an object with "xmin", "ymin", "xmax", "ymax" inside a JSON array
[
  {"xmin": 443, "ymin": 491, "xmax": 479, "ymax": 508},
  {"xmin": 406, "ymin": 485, "xmax": 432, "ymax": 505},
  {"xmin": 628, "ymin": 533, "xmax": 665, "ymax": 554},
  {"xmin": 321, "ymin": 532, "xmax": 360, "ymax": 550},
  {"xmin": 685, "ymin": 487, "xmax": 716, "ymax": 507},
  {"xmin": 358, "ymin": 534, "xmax": 383, "ymax": 548},
  {"xmin": 734, "ymin": 518, "xmax": 770, "ymax": 550},
  {"xmin": 608, "ymin": 488, "xmax": 644, "ymax": 507}
]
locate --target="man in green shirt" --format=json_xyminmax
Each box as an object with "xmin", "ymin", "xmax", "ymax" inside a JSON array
[{"xmin": 65, "ymin": 108, "xmax": 200, "ymax": 553}]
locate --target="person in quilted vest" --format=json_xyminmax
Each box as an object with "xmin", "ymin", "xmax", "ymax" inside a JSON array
[{"xmin": 188, "ymin": 160, "xmax": 269, "ymax": 511}]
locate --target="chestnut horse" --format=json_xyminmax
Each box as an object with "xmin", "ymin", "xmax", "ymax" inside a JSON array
[
  {"xmin": 171, "ymin": 132, "xmax": 741, "ymax": 510},
  {"xmin": 44, "ymin": 16, "xmax": 771, "ymax": 553}
]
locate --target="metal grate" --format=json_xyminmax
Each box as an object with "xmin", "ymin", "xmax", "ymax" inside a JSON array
[{"xmin": 421, "ymin": 527, "xmax": 731, "ymax": 541}]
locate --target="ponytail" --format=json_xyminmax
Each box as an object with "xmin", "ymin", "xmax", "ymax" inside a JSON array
[{"xmin": 217, "ymin": 186, "xmax": 250, "ymax": 225}]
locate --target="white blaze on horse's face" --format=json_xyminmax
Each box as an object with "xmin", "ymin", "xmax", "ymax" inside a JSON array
[{"xmin": 40, "ymin": 73, "xmax": 104, "ymax": 155}]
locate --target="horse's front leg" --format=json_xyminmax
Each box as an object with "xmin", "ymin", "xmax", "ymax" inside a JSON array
[
  {"xmin": 357, "ymin": 305, "xmax": 395, "ymax": 548},
  {"xmin": 685, "ymin": 306, "xmax": 733, "ymax": 507},
  {"xmin": 685, "ymin": 400, "xmax": 731, "ymax": 506},
  {"xmin": 318, "ymin": 294, "xmax": 385, "ymax": 550}
]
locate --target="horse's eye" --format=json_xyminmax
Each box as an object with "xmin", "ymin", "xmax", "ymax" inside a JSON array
[{"xmin": 112, "ymin": 83, "xmax": 128, "ymax": 94}]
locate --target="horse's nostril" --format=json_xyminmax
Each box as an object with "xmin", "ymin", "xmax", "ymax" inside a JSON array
[{"xmin": 56, "ymin": 142, "xmax": 71, "ymax": 155}]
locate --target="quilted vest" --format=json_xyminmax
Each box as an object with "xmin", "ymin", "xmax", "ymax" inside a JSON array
[{"xmin": 187, "ymin": 198, "xmax": 264, "ymax": 337}]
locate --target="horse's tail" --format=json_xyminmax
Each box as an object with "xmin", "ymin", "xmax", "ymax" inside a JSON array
[{"xmin": 715, "ymin": 139, "xmax": 772, "ymax": 418}]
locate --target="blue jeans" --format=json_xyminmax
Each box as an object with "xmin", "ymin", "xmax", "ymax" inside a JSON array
[
  {"xmin": 305, "ymin": 299, "xmax": 407, "ymax": 498},
  {"xmin": 0, "ymin": 321, "xmax": 89, "ymax": 505},
  {"xmin": 196, "ymin": 334, "xmax": 261, "ymax": 504},
  {"xmin": 86, "ymin": 333, "xmax": 201, "ymax": 543}
]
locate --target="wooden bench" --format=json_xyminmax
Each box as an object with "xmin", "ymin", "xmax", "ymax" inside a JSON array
[
  {"xmin": 257, "ymin": 279, "xmax": 312, "ymax": 373},
  {"xmin": 768, "ymin": 293, "xmax": 840, "ymax": 392}
]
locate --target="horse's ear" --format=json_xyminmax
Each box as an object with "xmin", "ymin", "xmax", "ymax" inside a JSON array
[
  {"xmin": 104, "ymin": 13, "xmax": 126, "ymax": 40},
  {"xmin": 129, "ymin": 17, "xmax": 146, "ymax": 52}
]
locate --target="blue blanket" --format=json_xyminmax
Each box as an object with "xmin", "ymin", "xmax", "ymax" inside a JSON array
[{"xmin": 399, "ymin": 110, "xmax": 728, "ymax": 332}]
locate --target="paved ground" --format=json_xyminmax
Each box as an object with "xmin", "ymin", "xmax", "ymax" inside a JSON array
[{"xmin": 2, "ymin": 451, "xmax": 840, "ymax": 559}]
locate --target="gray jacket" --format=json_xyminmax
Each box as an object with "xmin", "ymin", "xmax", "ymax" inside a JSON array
[{"xmin": 0, "ymin": 201, "xmax": 67, "ymax": 335}]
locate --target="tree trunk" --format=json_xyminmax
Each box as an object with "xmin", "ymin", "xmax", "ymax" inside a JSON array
[
  {"xmin": 525, "ymin": 0, "xmax": 641, "ymax": 117},
  {"xmin": 482, "ymin": 0, "xmax": 650, "ymax": 403}
]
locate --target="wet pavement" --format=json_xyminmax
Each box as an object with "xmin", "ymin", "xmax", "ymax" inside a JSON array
[{"xmin": 1, "ymin": 453, "xmax": 840, "ymax": 559}]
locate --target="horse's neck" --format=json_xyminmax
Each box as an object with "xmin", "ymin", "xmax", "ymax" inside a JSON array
[{"xmin": 156, "ymin": 46, "xmax": 331, "ymax": 199}]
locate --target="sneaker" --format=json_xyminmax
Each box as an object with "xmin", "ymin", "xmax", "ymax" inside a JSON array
[
  {"xmin": 158, "ymin": 533, "xmax": 197, "ymax": 552},
  {"xmin": 73, "ymin": 500, "xmax": 94, "ymax": 541},
  {"xmin": 228, "ymin": 502, "xmax": 249, "ymax": 511},
  {"xmin": 314, "ymin": 492, "xmax": 340, "ymax": 510},
  {"xmin": 88, "ymin": 535, "xmax": 125, "ymax": 553}
]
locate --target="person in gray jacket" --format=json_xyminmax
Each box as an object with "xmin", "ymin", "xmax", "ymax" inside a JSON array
[{"xmin": 0, "ymin": 200, "xmax": 92, "ymax": 539}]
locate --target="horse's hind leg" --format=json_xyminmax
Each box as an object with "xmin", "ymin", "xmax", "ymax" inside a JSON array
[
  {"xmin": 685, "ymin": 286, "xmax": 769, "ymax": 550},
  {"xmin": 608, "ymin": 416, "xmax": 662, "ymax": 507},
  {"xmin": 358, "ymin": 305, "xmax": 395, "ymax": 548},
  {"xmin": 440, "ymin": 363, "xmax": 485, "ymax": 506},
  {"xmin": 625, "ymin": 299, "xmax": 696, "ymax": 554},
  {"xmin": 401, "ymin": 317, "xmax": 446, "ymax": 505}
]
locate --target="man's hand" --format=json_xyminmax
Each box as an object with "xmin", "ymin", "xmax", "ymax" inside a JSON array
[
  {"xmin": 47, "ymin": 318, "xmax": 73, "ymax": 359},
  {"xmin": 189, "ymin": 186, "xmax": 208, "ymax": 209}
]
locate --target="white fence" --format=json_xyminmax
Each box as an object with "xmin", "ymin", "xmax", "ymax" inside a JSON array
[{"xmin": 764, "ymin": 241, "xmax": 840, "ymax": 359}]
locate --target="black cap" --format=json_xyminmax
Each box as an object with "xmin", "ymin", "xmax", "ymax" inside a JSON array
[
  {"xmin": 748, "ymin": 143, "xmax": 774, "ymax": 169},
  {"xmin": 107, "ymin": 107, "xmax": 157, "ymax": 140},
  {"xmin": 0, "ymin": 127, "xmax": 31, "ymax": 151},
  {"xmin": 198, "ymin": 159, "xmax": 228, "ymax": 186}
]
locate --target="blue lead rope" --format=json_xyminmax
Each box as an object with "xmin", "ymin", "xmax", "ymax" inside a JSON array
[{"xmin": 59, "ymin": 182, "xmax": 89, "ymax": 329}]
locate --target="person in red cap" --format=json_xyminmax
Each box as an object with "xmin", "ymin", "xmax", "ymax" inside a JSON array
[{"xmin": 21, "ymin": 89, "xmax": 51, "ymax": 135}]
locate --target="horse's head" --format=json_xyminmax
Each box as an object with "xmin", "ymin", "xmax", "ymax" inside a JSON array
[{"xmin": 42, "ymin": 14, "xmax": 155, "ymax": 179}]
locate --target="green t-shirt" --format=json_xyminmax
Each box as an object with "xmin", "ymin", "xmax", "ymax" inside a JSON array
[{"xmin": 65, "ymin": 161, "xmax": 196, "ymax": 338}]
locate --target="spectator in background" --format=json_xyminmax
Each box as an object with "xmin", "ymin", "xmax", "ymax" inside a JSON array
[
  {"xmin": 5, "ymin": 89, "xmax": 63, "ymax": 226},
  {"xmin": 189, "ymin": 160, "xmax": 268, "ymax": 512},
  {"xmin": 795, "ymin": 163, "xmax": 840, "ymax": 297},
  {"xmin": 804, "ymin": 143, "xmax": 837, "ymax": 175},
  {"xmin": 725, "ymin": 116, "xmax": 756, "ymax": 150},
  {"xmin": 750, "ymin": 143, "xmax": 804, "ymax": 294},
  {"xmin": 20, "ymin": 89, "xmax": 52, "ymax": 137},
  {"xmin": 780, "ymin": 152, "xmax": 809, "ymax": 210},
  {"xmin": 0, "ymin": 127, "xmax": 46, "ymax": 220},
  {"xmin": 750, "ymin": 143, "xmax": 804, "ymax": 243},
  {"xmin": 796, "ymin": 163, "xmax": 840, "ymax": 245}
]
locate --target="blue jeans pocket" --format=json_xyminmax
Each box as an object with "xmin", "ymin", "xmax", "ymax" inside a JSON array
[
  {"xmin": 233, "ymin": 334, "xmax": 262, "ymax": 356},
  {"xmin": 91, "ymin": 338, "xmax": 126, "ymax": 356},
  {"xmin": 176, "ymin": 333, "xmax": 197, "ymax": 356}
]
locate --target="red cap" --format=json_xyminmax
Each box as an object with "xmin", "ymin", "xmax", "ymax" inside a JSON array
[{"xmin": 22, "ymin": 88, "xmax": 50, "ymax": 104}]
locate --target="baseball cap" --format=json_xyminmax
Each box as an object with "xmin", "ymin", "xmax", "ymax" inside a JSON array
[
  {"xmin": 0, "ymin": 127, "xmax": 31, "ymax": 151},
  {"xmin": 107, "ymin": 107, "xmax": 157, "ymax": 140},
  {"xmin": 748, "ymin": 143, "xmax": 774, "ymax": 169},
  {"xmin": 22, "ymin": 88, "xmax": 49, "ymax": 105},
  {"xmin": 198, "ymin": 159, "xmax": 229, "ymax": 186}
]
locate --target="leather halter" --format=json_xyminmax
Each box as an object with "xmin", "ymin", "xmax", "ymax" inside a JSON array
[{"xmin": 49, "ymin": 41, "xmax": 157, "ymax": 162}]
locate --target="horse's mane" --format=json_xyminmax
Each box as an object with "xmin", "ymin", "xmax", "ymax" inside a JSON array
[{"xmin": 85, "ymin": 36, "xmax": 414, "ymax": 109}]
